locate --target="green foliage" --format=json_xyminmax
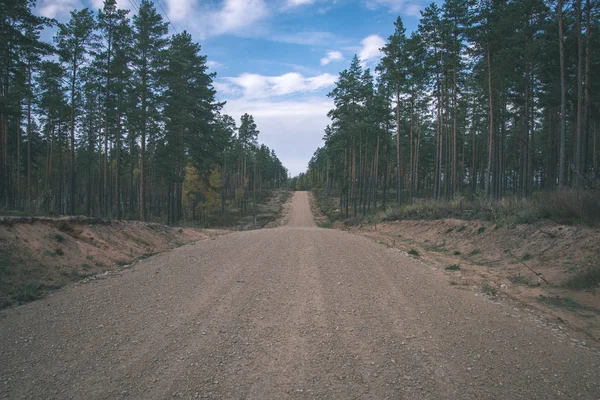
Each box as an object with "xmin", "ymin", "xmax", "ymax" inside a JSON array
[
  {"xmin": 16, "ymin": 283, "xmax": 41, "ymax": 303},
  {"xmin": 408, "ymin": 249, "xmax": 420, "ymax": 256},
  {"xmin": 445, "ymin": 264, "xmax": 460, "ymax": 271},
  {"xmin": 563, "ymin": 267, "xmax": 600, "ymax": 290},
  {"xmin": 469, "ymin": 249, "xmax": 481, "ymax": 256},
  {"xmin": 54, "ymin": 233, "xmax": 65, "ymax": 242},
  {"xmin": 508, "ymin": 275, "xmax": 533, "ymax": 286},
  {"xmin": 481, "ymin": 281, "xmax": 499, "ymax": 296},
  {"xmin": 538, "ymin": 296, "xmax": 598, "ymax": 313},
  {"xmin": 477, "ymin": 226, "xmax": 486, "ymax": 234}
]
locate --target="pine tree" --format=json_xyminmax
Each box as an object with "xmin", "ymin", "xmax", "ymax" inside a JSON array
[{"xmin": 132, "ymin": 0, "xmax": 168, "ymax": 221}]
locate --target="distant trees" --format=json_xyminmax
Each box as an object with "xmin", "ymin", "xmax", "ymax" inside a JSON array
[
  {"xmin": 307, "ymin": 0, "xmax": 599, "ymax": 216},
  {"xmin": 0, "ymin": 0, "xmax": 287, "ymax": 224}
]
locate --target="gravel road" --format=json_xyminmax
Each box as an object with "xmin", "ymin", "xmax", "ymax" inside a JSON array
[{"xmin": 1, "ymin": 191, "xmax": 599, "ymax": 399}]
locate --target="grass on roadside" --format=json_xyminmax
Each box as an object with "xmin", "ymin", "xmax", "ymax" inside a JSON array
[
  {"xmin": 538, "ymin": 296, "xmax": 599, "ymax": 314},
  {"xmin": 408, "ymin": 249, "xmax": 420, "ymax": 257},
  {"xmin": 562, "ymin": 266, "xmax": 600, "ymax": 290},
  {"xmin": 311, "ymin": 188, "xmax": 600, "ymax": 227},
  {"xmin": 481, "ymin": 281, "xmax": 499, "ymax": 296}
]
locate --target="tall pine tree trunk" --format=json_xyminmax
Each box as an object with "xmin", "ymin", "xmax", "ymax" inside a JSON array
[
  {"xmin": 70, "ymin": 61, "xmax": 77, "ymax": 215},
  {"xmin": 396, "ymin": 92, "xmax": 401, "ymax": 205},
  {"xmin": 486, "ymin": 43, "xmax": 495, "ymax": 199},
  {"xmin": 582, "ymin": 0, "xmax": 591, "ymax": 180},
  {"xmin": 27, "ymin": 66, "xmax": 32, "ymax": 210},
  {"xmin": 575, "ymin": 0, "xmax": 583, "ymax": 188},
  {"xmin": 558, "ymin": 0, "xmax": 567, "ymax": 187}
]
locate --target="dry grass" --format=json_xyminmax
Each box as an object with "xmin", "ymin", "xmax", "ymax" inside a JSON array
[{"xmin": 313, "ymin": 188, "xmax": 600, "ymax": 227}]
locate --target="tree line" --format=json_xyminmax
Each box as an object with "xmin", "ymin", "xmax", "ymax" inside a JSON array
[
  {"xmin": 306, "ymin": 0, "xmax": 599, "ymax": 217},
  {"xmin": 0, "ymin": 0, "xmax": 287, "ymax": 224}
]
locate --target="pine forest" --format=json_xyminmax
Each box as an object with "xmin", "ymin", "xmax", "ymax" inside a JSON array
[
  {"xmin": 303, "ymin": 0, "xmax": 599, "ymax": 221},
  {"xmin": 0, "ymin": 0, "xmax": 288, "ymax": 225}
]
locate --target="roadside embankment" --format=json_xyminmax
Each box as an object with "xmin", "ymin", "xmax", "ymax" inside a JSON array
[{"xmin": 0, "ymin": 216, "xmax": 228, "ymax": 308}]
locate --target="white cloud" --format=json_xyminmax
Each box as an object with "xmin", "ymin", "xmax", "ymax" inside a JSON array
[
  {"xmin": 364, "ymin": 0, "xmax": 423, "ymax": 14},
  {"xmin": 274, "ymin": 31, "xmax": 336, "ymax": 45},
  {"xmin": 223, "ymin": 97, "xmax": 333, "ymax": 175},
  {"xmin": 365, "ymin": 0, "xmax": 405, "ymax": 12},
  {"xmin": 209, "ymin": 0, "xmax": 269, "ymax": 36},
  {"xmin": 218, "ymin": 71, "xmax": 337, "ymax": 175},
  {"xmin": 320, "ymin": 50, "xmax": 344, "ymax": 65},
  {"xmin": 286, "ymin": 0, "xmax": 316, "ymax": 6},
  {"xmin": 404, "ymin": 3, "xmax": 422, "ymax": 16},
  {"xmin": 358, "ymin": 34, "xmax": 385, "ymax": 65},
  {"xmin": 37, "ymin": 0, "xmax": 81, "ymax": 18},
  {"xmin": 90, "ymin": 0, "xmax": 132, "ymax": 11},
  {"xmin": 223, "ymin": 72, "xmax": 336, "ymax": 99},
  {"xmin": 166, "ymin": 0, "xmax": 197, "ymax": 21},
  {"xmin": 206, "ymin": 60, "xmax": 224, "ymax": 69}
]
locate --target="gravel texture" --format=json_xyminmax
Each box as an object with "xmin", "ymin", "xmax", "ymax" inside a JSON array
[{"xmin": 0, "ymin": 191, "xmax": 599, "ymax": 399}]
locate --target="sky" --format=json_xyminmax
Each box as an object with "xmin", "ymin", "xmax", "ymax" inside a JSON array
[{"xmin": 35, "ymin": 0, "xmax": 432, "ymax": 176}]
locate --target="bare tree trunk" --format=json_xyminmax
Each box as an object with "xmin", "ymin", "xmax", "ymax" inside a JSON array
[
  {"xmin": 452, "ymin": 67, "xmax": 457, "ymax": 198},
  {"xmin": 70, "ymin": 60, "xmax": 77, "ymax": 215},
  {"xmin": 558, "ymin": 0, "xmax": 567, "ymax": 187},
  {"xmin": 383, "ymin": 122, "xmax": 389, "ymax": 209},
  {"xmin": 115, "ymin": 106, "xmax": 122, "ymax": 219},
  {"xmin": 575, "ymin": 0, "xmax": 583, "ymax": 188},
  {"xmin": 471, "ymin": 106, "xmax": 476, "ymax": 195},
  {"xmin": 396, "ymin": 92, "xmax": 401, "ymax": 205},
  {"xmin": 486, "ymin": 42, "xmax": 495, "ymax": 199},
  {"xmin": 583, "ymin": 0, "xmax": 591, "ymax": 181},
  {"xmin": 409, "ymin": 105, "xmax": 414, "ymax": 202},
  {"xmin": 140, "ymin": 76, "xmax": 147, "ymax": 221},
  {"xmin": 594, "ymin": 122, "xmax": 598, "ymax": 179},
  {"xmin": 27, "ymin": 66, "xmax": 32, "ymax": 209},
  {"xmin": 434, "ymin": 80, "xmax": 442, "ymax": 199}
]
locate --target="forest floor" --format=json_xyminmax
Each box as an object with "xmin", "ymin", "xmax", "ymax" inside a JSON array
[
  {"xmin": 0, "ymin": 190, "xmax": 292, "ymax": 309},
  {"xmin": 308, "ymin": 192, "xmax": 600, "ymax": 341}
]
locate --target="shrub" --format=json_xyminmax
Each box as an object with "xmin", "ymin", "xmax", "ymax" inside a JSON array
[
  {"xmin": 408, "ymin": 249, "xmax": 420, "ymax": 256},
  {"xmin": 563, "ymin": 266, "xmax": 600, "ymax": 290},
  {"xmin": 535, "ymin": 189, "xmax": 600, "ymax": 225},
  {"xmin": 469, "ymin": 248, "xmax": 481, "ymax": 256},
  {"xmin": 16, "ymin": 283, "xmax": 41, "ymax": 302},
  {"xmin": 481, "ymin": 281, "xmax": 499, "ymax": 296},
  {"xmin": 521, "ymin": 253, "xmax": 533, "ymax": 261},
  {"xmin": 538, "ymin": 296, "xmax": 588, "ymax": 311},
  {"xmin": 508, "ymin": 275, "xmax": 532, "ymax": 285},
  {"xmin": 445, "ymin": 264, "xmax": 460, "ymax": 271}
]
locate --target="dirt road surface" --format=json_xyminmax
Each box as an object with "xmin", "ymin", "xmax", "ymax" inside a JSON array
[{"xmin": 1, "ymin": 192, "xmax": 599, "ymax": 399}]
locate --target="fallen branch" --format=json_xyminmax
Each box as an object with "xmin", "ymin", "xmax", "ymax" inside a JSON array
[{"xmin": 506, "ymin": 250, "xmax": 551, "ymax": 285}]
